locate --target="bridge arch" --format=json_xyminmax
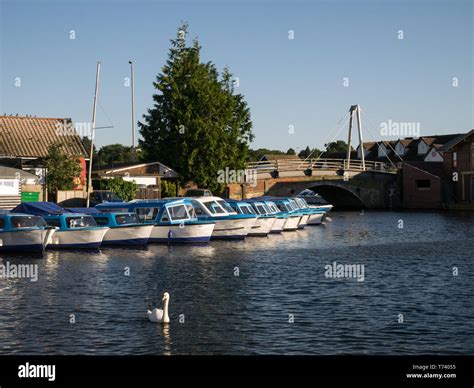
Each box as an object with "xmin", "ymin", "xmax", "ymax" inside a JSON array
[{"xmin": 307, "ymin": 182, "xmax": 365, "ymax": 209}]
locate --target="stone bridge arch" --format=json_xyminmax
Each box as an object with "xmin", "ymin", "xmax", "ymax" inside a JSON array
[{"xmin": 307, "ymin": 181, "xmax": 365, "ymax": 209}]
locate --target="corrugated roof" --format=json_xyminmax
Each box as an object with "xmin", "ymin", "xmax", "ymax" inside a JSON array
[{"xmin": 0, "ymin": 116, "xmax": 87, "ymax": 158}]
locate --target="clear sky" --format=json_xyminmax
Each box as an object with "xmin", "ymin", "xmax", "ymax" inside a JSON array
[{"xmin": 1, "ymin": 0, "xmax": 472, "ymax": 153}]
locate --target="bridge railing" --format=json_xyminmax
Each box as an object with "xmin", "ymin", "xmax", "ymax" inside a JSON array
[{"xmin": 246, "ymin": 158, "xmax": 391, "ymax": 174}]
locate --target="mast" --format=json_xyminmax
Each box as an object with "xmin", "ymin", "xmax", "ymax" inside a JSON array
[
  {"xmin": 86, "ymin": 61, "xmax": 101, "ymax": 207},
  {"xmin": 129, "ymin": 60, "xmax": 136, "ymax": 151}
]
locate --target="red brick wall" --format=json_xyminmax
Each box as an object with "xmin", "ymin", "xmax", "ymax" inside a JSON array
[{"xmin": 402, "ymin": 164, "xmax": 441, "ymax": 209}]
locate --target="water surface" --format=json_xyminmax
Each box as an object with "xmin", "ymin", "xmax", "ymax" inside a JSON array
[{"xmin": 0, "ymin": 211, "xmax": 473, "ymax": 355}]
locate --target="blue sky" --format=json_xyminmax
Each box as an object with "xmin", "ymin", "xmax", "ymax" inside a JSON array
[{"xmin": 1, "ymin": 0, "xmax": 472, "ymax": 152}]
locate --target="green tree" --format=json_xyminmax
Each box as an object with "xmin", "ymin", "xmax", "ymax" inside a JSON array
[
  {"xmin": 298, "ymin": 146, "xmax": 322, "ymax": 159},
  {"xmin": 99, "ymin": 177, "xmax": 137, "ymax": 201},
  {"xmin": 325, "ymin": 140, "xmax": 352, "ymax": 153},
  {"xmin": 161, "ymin": 180, "xmax": 177, "ymax": 197},
  {"xmin": 97, "ymin": 144, "xmax": 135, "ymax": 167},
  {"xmin": 286, "ymin": 148, "xmax": 296, "ymax": 155},
  {"xmin": 44, "ymin": 143, "xmax": 82, "ymax": 198},
  {"xmin": 138, "ymin": 23, "xmax": 254, "ymax": 193},
  {"xmin": 247, "ymin": 148, "xmax": 286, "ymax": 162}
]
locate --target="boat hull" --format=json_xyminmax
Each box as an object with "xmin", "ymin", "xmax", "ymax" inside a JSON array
[
  {"xmin": 47, "ymin": 228, "xmax": 109, "ymax": 249},
  {"xmin": 211, "ymin": 217, "xmax": 256, "ymax": 239},
  {"xmin": 102, "ymin": 224, "xmax": 154, "ymax": 246},
  {"xmin": 149, "ymin": 223, "xmax": 215, "ymax": 243},
  {"xmin": 269, "ymin": 217, "xmax": 286, "ymax": 233},
  {"xmin": 283, "ymin": 216, "xmax": 300, "ymax": 231},
  {"xmin": 307, "ymin": 212, "xmax": 325, "ymax": 225},
  {"xmin": 248, "ymin": 217, "xmax": 275, "ymax": 236},
  {"xmin": 297, "ymin": 214, "xmax": 310, "ymax": 229},
  {"xmin": 0, "ymin": 229, "xmax": 50, "ymax": 253}
]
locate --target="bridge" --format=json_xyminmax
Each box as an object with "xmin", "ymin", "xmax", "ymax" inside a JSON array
[
  {"xmin": 228, "ymin": 105, "xmax": 402, "ymax": 209},
  {"xmin": 227, "ymin": 157, "xmax": 400, "ymax": 209},
  {"xmin": 246, "ymin": 157, "xmax": 396, "ymax": 178}
]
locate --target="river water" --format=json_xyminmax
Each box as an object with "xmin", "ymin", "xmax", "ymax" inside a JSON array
[{"xmin": 0, "ymin": 211, "xmax": 473, "ymax": 355}]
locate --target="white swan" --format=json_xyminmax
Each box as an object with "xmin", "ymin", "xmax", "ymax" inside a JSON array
[{"xmin": 147, "ymin": 292, "xmax": 170, "ymax": 323}]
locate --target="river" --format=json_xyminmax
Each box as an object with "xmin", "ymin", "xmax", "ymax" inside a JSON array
[{"xmin": 0, "ymin": 211, "xmax": 473, "ymax": 355}]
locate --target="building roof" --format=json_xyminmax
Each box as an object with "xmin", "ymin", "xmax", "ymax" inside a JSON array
[
  {"xmin": 438, "ymin": 130, "xmax": 474, "ymax": 152},
  {"xmin": 356, "ymin": 133, "xmax": 467, "ymax": 163},
  {"xmin": 0, "ymin": 116, "xmax": 87, "ymax": 158},
  {"xmin": 93, "ymin": 161, "xmax": 179, "ymax": 179}
]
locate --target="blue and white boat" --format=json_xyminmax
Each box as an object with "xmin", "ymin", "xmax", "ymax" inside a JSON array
[
  {"xmin": 96, "ymin": 198, "xmax": 215, "ymax": 243},
  {"xmin": 251, "ymin": 197, "xmax": 302, "ymax": 231},
  {"xmin": 13, "ymin": 202, "xmax": 109, "ymax": 249},
  {"xmin": 291, "ymin": 197, "xmax": 327, "ymax": 225},
  {"xmin": 67, "ymin": 208, "xmax": 154, "ymax": 246},
  {"xmin": 246, "ymin": 199, "xmax": 288, "ymax": 233},
  {"xmin": 188, "ymin": 196, "xmax": 257, "ymax": 239},
  {"xmin": 0, "ymin": 211, "xmax": 56, "ymax": 253},
  {"xmin": 225, "ymin": 199, "xmax": 275, "ymax": 236}
]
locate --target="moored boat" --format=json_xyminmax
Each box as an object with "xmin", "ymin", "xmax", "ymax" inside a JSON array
[
  {"xmin": 67, "ymin": 208, "xmax": 154, "ymax": 246},
  {"xmin": 0, "ymin": 211, "xmax": 56, "ymax": 253},
  {"xmin": 12, "ymin": 202, "xmax": 108, "ymax": 249},
  {"xmin": 225, "ymin": 199, "xmax": 275, "ymax": 236},
  {"xmin": 187, "ymin": 196, "xmax": 257, "ymax": 239},
  {"xmin": 97, "ymin": 198, "xmax": 215, "ymax": 244}
]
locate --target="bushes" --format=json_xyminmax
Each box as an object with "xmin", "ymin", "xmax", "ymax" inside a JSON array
[
  {"xmin": 161, "ymin": 180, "xmax": 177, "ymax": 198},
  {"xmin": 99, "ymin": 177, "xmax": 137, "ymax": 201}
]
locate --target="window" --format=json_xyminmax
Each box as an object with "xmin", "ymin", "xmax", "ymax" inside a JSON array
[
  {"xmin": 135, "ymin": 207, "xmax": 160, "ymax": 221},
  {"xmin": 217, "ymin": 200, "xmax": 235, "ymax": 214},
  {"xmin": 115, "ymin": 214, "xmax": 140, "ymax": 225},
  {"xmin": 94, "ymin": 217, "xmax": 110, "ymax": 226},
  {"xmin": 185, "ymin": 205, "xmax": 197, "ymax": 218},
  {"xmin": 203, "ymin": 201, "xmax": 225, "ymax": 214},
  {"xmin": 240, "ymin": 206, "xmax": 251, "ymax": 214},
  {"xmin": 256, "ymin": 205, "xmax": 266, "ymax": 214},
  {"xmin": 11, "ymin": 216, "xmax": 46, "ymax": 229},
  {"xmin": 191, "ymin": 201, "xmax": 206, "ymax": 216},
  {"xmin": 453, "ymin": 152, "xmax": 457, "ymax": 168},
  {"xmin": 416, "ymin": 179, "xmax": 431, "ymax": 191},
  {"xmin": 67, "ymin": 216, "xmax": 97, "ymax": 228},
  {"xmin": 0, "ymin": 218, "xmax": 5, "ymax": 229},
  {"xmin": 168, "ymin": 205, "xmax": 188, "ymax": 221}
]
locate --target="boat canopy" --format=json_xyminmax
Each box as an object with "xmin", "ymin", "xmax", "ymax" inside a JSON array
[
  {"xmin": 12, "ymin": 202, "xmax": 67, "ymax": 216},
  {"xmin": 66, "ymin": 207, "xmax": 100, "ymax": 214}
]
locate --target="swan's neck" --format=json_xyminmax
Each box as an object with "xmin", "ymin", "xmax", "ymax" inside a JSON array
[{"xmin": 163, "ymin": 299, "xmax": 170, "ymax": 323}]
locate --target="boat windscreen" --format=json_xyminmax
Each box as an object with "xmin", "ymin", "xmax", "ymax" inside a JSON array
[
  {"xmin": 115, "ymin": 213, "xmax": 141, "ymax": 225},
  {"xmin": 135, "ymin": 207, "xmax": 161, "ymax": 221},
  {"xmin": 240, "ymin": 205, "xmax": 254, "ymax": 215},
  {"xmin": 203, "ymin": 201, "xmax": 225, "ymax": 214},
  {"xmin": 67, "ymin": 216, "xmax": 97, "ymax": 228},
  {"xmin": 11, "ymin": 215, "xmax": 47, "ymax": 229},
  {"xmin": 217, "ymin": 200, "xmax": 235, "ymax": 214},
  {"xmin": 167, "ymin": 205, "xmax": 189, "ymax": 221}
]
